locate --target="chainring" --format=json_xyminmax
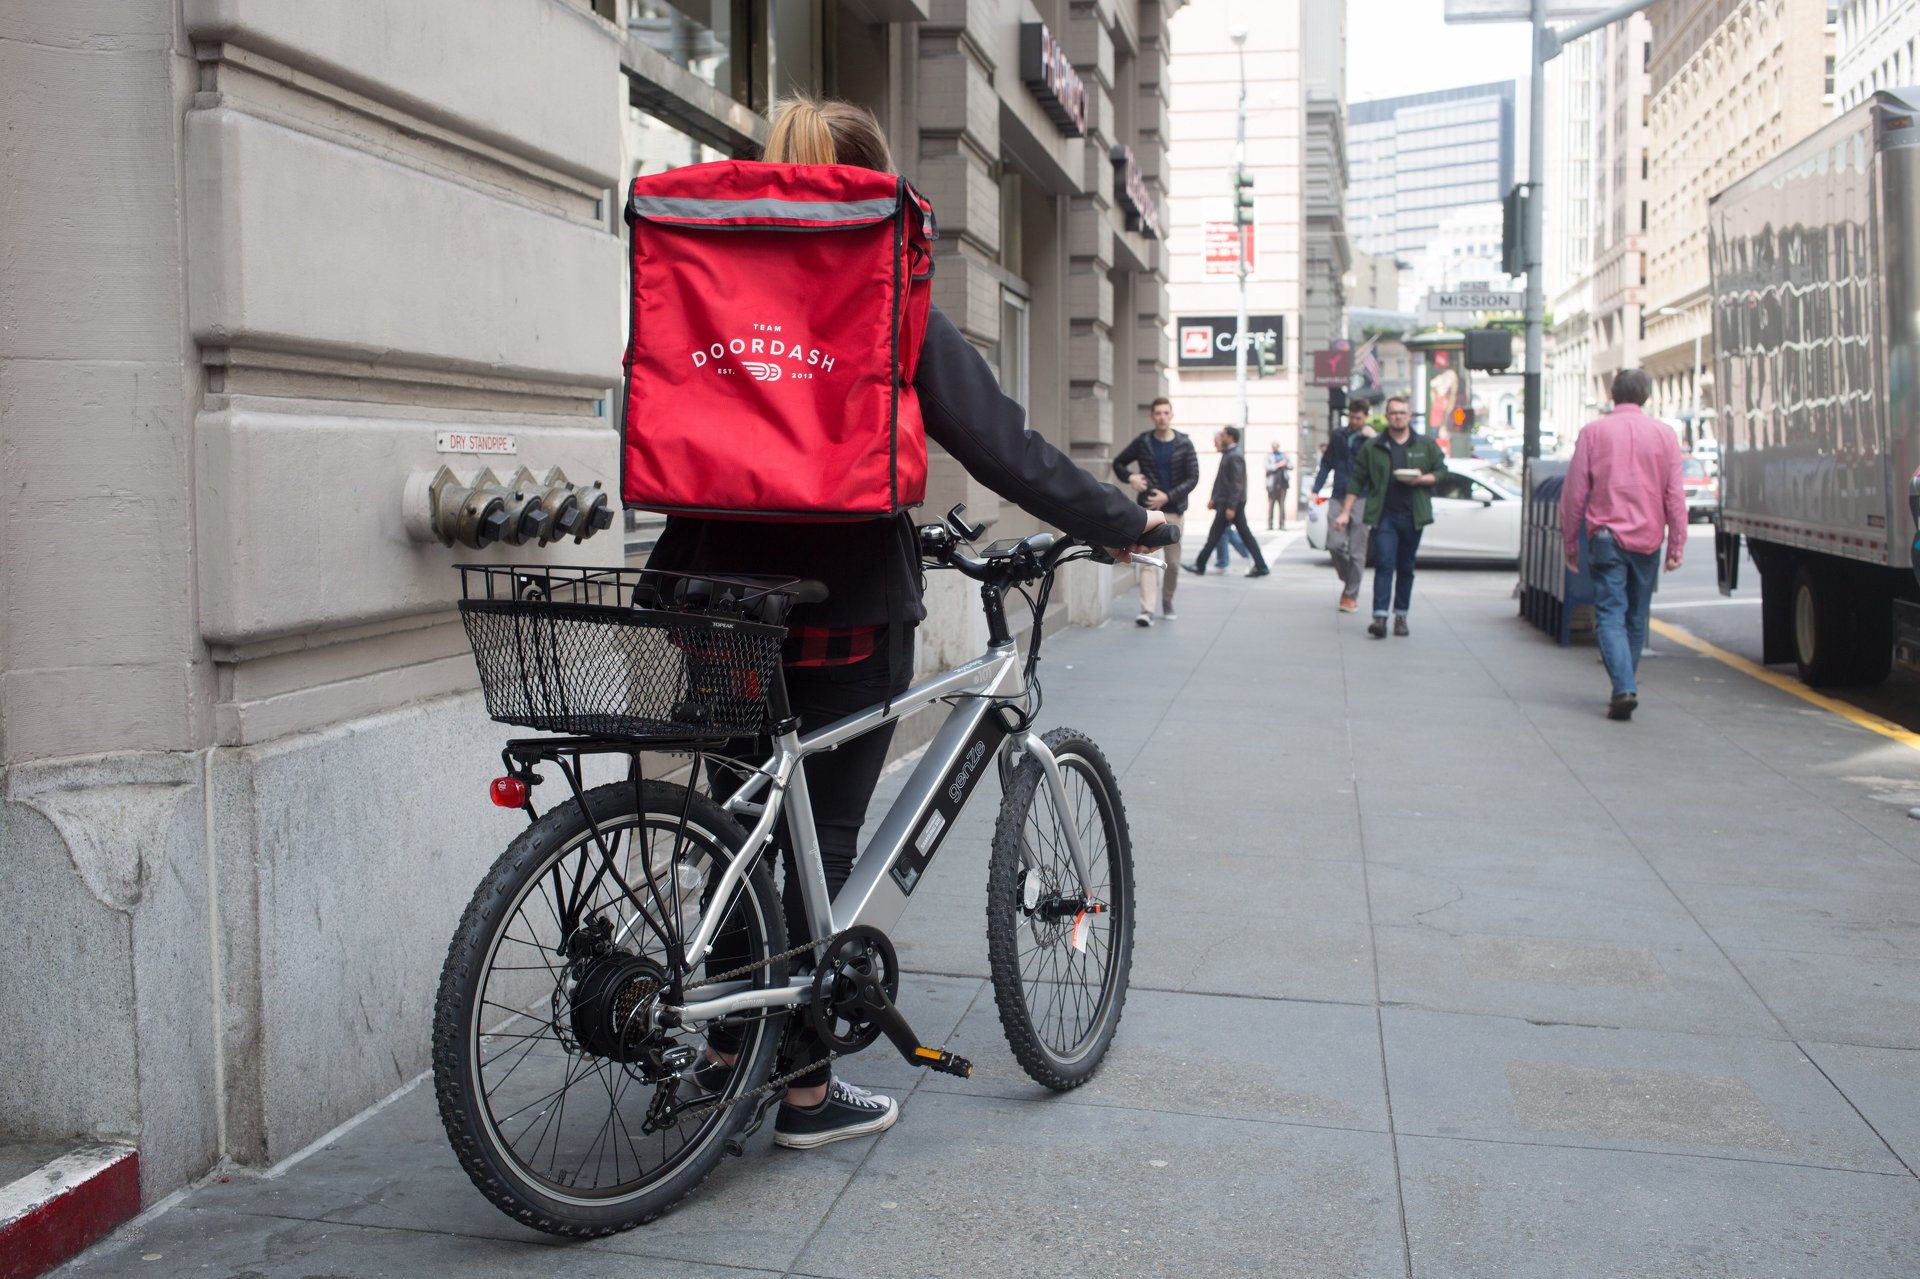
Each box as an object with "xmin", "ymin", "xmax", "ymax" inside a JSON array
[{"xmin": 808, "ymin": 926, "xmax": 900, "ymax": 1053}]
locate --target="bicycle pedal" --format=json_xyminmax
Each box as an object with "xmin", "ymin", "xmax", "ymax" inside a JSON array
[{"xmin": 910, "ymin": 1046, "xmax": 973, "ymax": 1078}]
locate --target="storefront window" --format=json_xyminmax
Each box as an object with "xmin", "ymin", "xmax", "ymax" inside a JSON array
[
  {"xmin": 627, "ymin": 0, "xmax": 751, "ymax": 100},
  {"xmin": 999, "ymin": 290, "xmax": 1030, "ymax": 409}
]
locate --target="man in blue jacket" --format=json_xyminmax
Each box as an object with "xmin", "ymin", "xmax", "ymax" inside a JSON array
[{"xmin": 1313, "ymin": 397, "xmax": 1374, "ymax": 612}]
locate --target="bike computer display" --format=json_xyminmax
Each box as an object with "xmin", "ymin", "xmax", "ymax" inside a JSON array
[{"xmin": 979, "ymin": 537, "xmax": 1028, "ymax": 556}]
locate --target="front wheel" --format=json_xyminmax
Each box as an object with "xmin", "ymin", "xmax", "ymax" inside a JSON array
[
  {"xmin": 986, "ymin": 729, "xmax": 1136, "ymax": 1090},
  {"xmin": 432, "ymin": 780, "xmax": 787, "ymax": 1236}
]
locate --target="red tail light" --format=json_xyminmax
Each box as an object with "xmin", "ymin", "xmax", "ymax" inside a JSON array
[{"xmin": 490, "ymin": 776, "xmax": 529, "ymax": 808}]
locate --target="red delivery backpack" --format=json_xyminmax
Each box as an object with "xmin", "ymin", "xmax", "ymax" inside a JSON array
[{"xmin": 621, "ymin": 161, "xmax": 937, "ymax": 519}]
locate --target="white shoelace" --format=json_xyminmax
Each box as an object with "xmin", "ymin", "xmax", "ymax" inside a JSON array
[{"xmin": 830, "ymin": 1079, "xmax": 884, "ymax": 1110}]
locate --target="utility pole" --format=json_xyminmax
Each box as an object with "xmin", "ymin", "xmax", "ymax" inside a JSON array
[
  {"xmin": 1231, "ymin": 26, "xmax": 1251, "ymax": 435},
  {"xmin": 1515, "ymin": 0, "xmax": 1661, "ymax": 462}
]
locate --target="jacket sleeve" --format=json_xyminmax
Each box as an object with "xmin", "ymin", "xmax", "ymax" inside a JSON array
[
  {"xmin": 1111, "ymin": 433, "xmax": 1143, "ymax": 483},
  {"xmin": 1169, "ymin": 439, "xmax": 1199, "ymax": 503},
  {"xmin": 1312, "ymin": 442, "xmax": 1336, "ymax": 493},
  {"xmin": 915, "ymin": 305, "xmax": 1148, "ymax": 548},
  {"xmin": 1225, "ymin": 452, "xmax": 1247, "ymax": 507}
]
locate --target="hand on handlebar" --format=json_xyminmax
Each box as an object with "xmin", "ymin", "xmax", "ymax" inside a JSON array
[{"xmin": 1107, "ymin": 510, "xmax": 1175, "ymax": 562}]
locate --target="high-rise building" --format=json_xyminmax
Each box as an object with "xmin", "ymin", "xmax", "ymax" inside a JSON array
[
  {"xmin": 1588, "ymin": 12, "xmax": 1654, "ymax": 422},
  {"xmin": 1166, "ymin": 0, "xmax": 1332, "ymax": 473},
  {"xmin": 1835, "ymin": 0, "xmax": 1920, "ymax": 110},
  {"xmin": 1644, "ymin": 0, "xmax": 1835, "ymax": 430},
  {"xmin": 1349, "ymin": 81, "xmax": 1518, "ymax": 267},
  {"xmin": 1547, "ymin": 21, "xmax": 1601, "ymax": 437},
  {"xmin": 1300, "ymin": 0, "xmax": 1351, "ymax": 467},
  {"xmin": 1, "ymin": 0, "xmax": 1182, "ymax": 1206}
]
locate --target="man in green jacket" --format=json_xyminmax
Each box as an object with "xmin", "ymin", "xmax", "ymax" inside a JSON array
[{"xmin": 1334, "ymin": 395, "xmax": 1447, "ymax": 638}]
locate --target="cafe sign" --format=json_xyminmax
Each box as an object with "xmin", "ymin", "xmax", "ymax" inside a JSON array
[
  {"xmin": 1109, "ymin": 145, "xmax": 1163, "ymax": 241},
  {"xmin": 1020, "ymin": 23, "xmax": 1087, "ymax": 137}
]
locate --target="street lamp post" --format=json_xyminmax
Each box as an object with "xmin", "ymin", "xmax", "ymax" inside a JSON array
[
  {"xmin": 1517, "ymin": 0, "xmax": 1662, "ymax": 462},
  {"xmin": 1231, "ymin": 26, "xmax": 1250, "ymax": 435}
]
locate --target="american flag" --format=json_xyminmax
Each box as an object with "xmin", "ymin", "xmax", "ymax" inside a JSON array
[{"xmin": 1354, "ymin": 337, "xmax": 1382, "ymax": 391}]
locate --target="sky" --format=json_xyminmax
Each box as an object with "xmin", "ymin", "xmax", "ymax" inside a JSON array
[{"xmin": 1347, "ymin": 0, "xmax": 1538, "ymax": 105}]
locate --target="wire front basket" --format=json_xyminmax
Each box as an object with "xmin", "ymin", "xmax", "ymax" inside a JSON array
[{"xmin": 457, "ymin": 565, "xmax": 793, "ymax": 741}]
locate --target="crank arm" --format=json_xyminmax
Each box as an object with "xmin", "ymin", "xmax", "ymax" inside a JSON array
[{"xmin": 849, "ymin": 963, "xmax": 973, "ymax": 1078}]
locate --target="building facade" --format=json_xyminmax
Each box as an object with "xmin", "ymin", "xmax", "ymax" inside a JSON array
[
  {"xmin": 1165, "ymin": 0, "xmax": 1316, "ymax": 471},
  {"xmin": 1834, "ymin": 0, "xmax": 1920, "ymax": 110},
  {"xmin": 1547, "ymin": 22, "xmax": 1601, "ymax": 439},
  {"xmin": 1, "ymin": 0, "xmax": 1178, "ymax": 1204},
  {"xmin": 1644, "ymin": 0, "xmax": 1835, "ymax": 432},
  {"xmin": 1299, "ymin": 0, "xmax": 1351, "ymax": 469},
  {"xmin": 1348, "ymin": 81, "xmax": 1518, "ymax": 270}
]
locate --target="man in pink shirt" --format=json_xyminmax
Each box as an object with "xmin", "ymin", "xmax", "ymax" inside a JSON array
[{"xmin": 1560, "ymin": 369, "xmax": 1687, "ymax": 721}]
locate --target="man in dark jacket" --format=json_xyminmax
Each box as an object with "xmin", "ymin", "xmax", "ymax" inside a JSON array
[
  {"xmin": 1112, "ymin": 397, "xmax": 1200, "ymax": 626},
  {"xmin": 1185, "ymin": 426, "xmax": 1270, "ymax": 577},
  {"xmin": 1313, "ymin": 396, "xmax": 1374, "ymax": 611}
]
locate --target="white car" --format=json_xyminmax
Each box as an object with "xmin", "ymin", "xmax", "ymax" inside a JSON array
[{"xmin": 1305, "ymin": 458, "xmax": 1522, "ymax": 563}]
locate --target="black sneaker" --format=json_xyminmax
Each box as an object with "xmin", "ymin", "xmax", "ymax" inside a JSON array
[
  {"xmin": 1608, "ymin": 692, "xmax": 1638, "ymax": 721},
  {"xmin": 772, "ymin": 1079, "xmax": 899, "ymax": 1149},
  {"xmin": 1245, "ymin": 567, "xmax": 1270, "ymax": 577}
]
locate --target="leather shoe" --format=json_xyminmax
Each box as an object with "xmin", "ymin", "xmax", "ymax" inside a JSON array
[
  {"xmin": 1182, "ymin": 561, "xmax": 1205, "ymax": 575},
  {"xmin": 1366, "ymin": 618, "xmax": 1388, "ymax": 639},
  {"xmin": 1393, "ymin": 616, "xmax": 1409, "ymax": 637},
  {"xmin": 1338, "ymin": 594, "xmax": 1358, "ymax": 612},
  {"xmin": 1245, "ymin": 567, "xmax": 1269, "ymax": 577}
]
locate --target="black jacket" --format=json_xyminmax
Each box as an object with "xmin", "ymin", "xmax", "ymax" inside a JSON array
[
  {"xmin": 1111, "ymin": 429, "xmax": 1200, "ymax": 515},
  {"xmin": 646, "ymin": 305, "xmax": 1149, "ymax": 628},
  {"xmin": 1211, "ymin": 445, "xmax": 1248, "ymax": 510}
]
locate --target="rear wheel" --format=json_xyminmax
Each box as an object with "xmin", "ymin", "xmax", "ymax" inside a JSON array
[
  {"xmin": 1792, "ymin": 563, "xmax": 1848, "ymax": 685},
  {"xmin": 986, "ymin": 729, "xmax": 1135, "ymax": 1090},
  {"xmin": 433, "ymin": 781, "xmax": 785, "ymax": 1235}
]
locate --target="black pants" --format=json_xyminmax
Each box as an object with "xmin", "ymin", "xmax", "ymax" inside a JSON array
[
  {"xmin": 1193, "ymin": 507, "xmax": 1268, "ymax": 573},
  {"xmin": 707, "ymin": 632, "xmax": 914, "ymax": 1087}
]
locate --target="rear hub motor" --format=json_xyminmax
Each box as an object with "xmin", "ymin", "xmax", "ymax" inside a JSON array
[{"xmin": 569, "ymin": 954, "xmax": 668, "ymax": 1064}]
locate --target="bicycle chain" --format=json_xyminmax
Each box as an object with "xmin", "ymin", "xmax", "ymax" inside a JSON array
[{"xmin": 668, "ymin": 935, "xmax": 837, "ymax": 1127}]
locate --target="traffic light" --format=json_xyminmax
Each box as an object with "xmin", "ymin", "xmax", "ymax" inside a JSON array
[
  {"xmin": 1254, "ymin": 336, "xmax": 1277, "ymax": 378},
  {"xmin": 1451, "ymin": 405, "xmax": 1477, "ymax": 433},
  {"xmin": 1465, "ymin": 328, "xmax": 1515, "ymax": 370},
  {"xmin": 1501, "ymin": 184, "xmax": 1531, "ymax": 277},
  {"xmin": 1232, "ymin": 165, "xmax": 1255, "ymax": 227}
]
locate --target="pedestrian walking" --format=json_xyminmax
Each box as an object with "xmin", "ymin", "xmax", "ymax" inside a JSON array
[
  {"xmin": 1558, "ymin": 368, "xmax": 1687, "ymax": 721},
  {"xmin": 1185, "ymin": 426, "xmax": 1270, "ymax": 578},
  {"xmin": 1113, "ymin": 396, "xmax": 1199, "ymax": 626},
  {"xmin": 1265, "ymin": 444, "xmax": 1292, "ymax": 529},
  {"xmin": 1213, "ymin": 524, "xmax": 1254, "ymax": 569},
  {"xmin": 1314, "ymin": 397, "xmax": 1375, "ymax": 612},
  {"xmin": 1338, "ymin": 395, "xmax": 1445, "ymax": 638}
]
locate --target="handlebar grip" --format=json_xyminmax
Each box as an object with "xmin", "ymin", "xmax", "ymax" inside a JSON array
[{"xmin": 1138, "ymin": 521, "xmax": 1181, "ymax": 548}]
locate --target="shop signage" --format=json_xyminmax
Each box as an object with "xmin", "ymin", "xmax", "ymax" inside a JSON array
[
  {"xmin": 1175, "ymin": 315, "xmax": 1284, "ymax": 369},
  {"xmin": 1203, "ymin": 219, "xmax": 1256, "ymax": 276},
  {"xmin": 1020, "ymin": 23, "xmax": 1088, "ymax": 137},
  {"xmin": 1110, "ymin": 145, "xmax": 1164, "ymax": 241},
  {"xmin": 1311, "ymin": 344, "xmax": 1353, "ymax": 388}
]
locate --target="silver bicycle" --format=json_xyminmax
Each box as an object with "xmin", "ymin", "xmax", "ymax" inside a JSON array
[{"xmin": 432, "ymin": 507, "xmax": 1160, "ymax": 1235}]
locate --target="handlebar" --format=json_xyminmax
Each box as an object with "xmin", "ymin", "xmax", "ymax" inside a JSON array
[{"xmin": 917, "ymin": 509, "xmax": 1178, "ymax": 586}]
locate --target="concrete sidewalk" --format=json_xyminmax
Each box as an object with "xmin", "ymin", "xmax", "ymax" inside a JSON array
[{"xmin": 62, "ymin": 543, "xmax": 1920, "ymax": 1278}]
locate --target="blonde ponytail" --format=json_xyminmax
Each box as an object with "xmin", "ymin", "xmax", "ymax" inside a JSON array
[{"xmin": 764, "ymin": 94, "xmax": 894, "ymax": 173}]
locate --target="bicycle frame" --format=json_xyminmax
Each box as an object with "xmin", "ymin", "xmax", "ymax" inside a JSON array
[{"xmin": 662, "ymin": 632, "xmax": 1097, "ymax": 1028}]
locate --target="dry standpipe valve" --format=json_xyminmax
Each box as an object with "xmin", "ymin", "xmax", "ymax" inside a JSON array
[{"xmin": 404, "ymin": 465, "xmax": 615, "ymax": 549}]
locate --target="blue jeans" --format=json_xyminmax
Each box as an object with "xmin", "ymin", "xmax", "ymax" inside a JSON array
[
  {"xmin": 1587, "ymin": 529, "xmax": 1659, "ymax": 696},
  {"xmin": 1214, "ymin": 526, "xmax": 1251, "ymax": 567},
  {"xmin": 1370, "ymin": 508, "xmax": 1422, "ymax": 616}
]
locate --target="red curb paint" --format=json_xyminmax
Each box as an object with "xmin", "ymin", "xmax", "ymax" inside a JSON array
[{"xmin": 0, "ymin": 1147, "xmax": 140, "ymax": 1279}]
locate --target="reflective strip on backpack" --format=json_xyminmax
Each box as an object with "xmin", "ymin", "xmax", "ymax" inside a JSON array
[{"xmin": 629, "ymin": 194, "xmax": 900, "ymax": 225}]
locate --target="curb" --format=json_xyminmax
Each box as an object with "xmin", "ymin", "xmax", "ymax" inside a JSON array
[{"xmin": 0, "ymin": 1145, "xmax": 140, "ymax": 1279}]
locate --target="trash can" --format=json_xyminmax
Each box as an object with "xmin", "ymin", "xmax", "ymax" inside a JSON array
[{"xmin": 1519, "ymin": 461, "xmax": 1595, "ymax": 646}]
